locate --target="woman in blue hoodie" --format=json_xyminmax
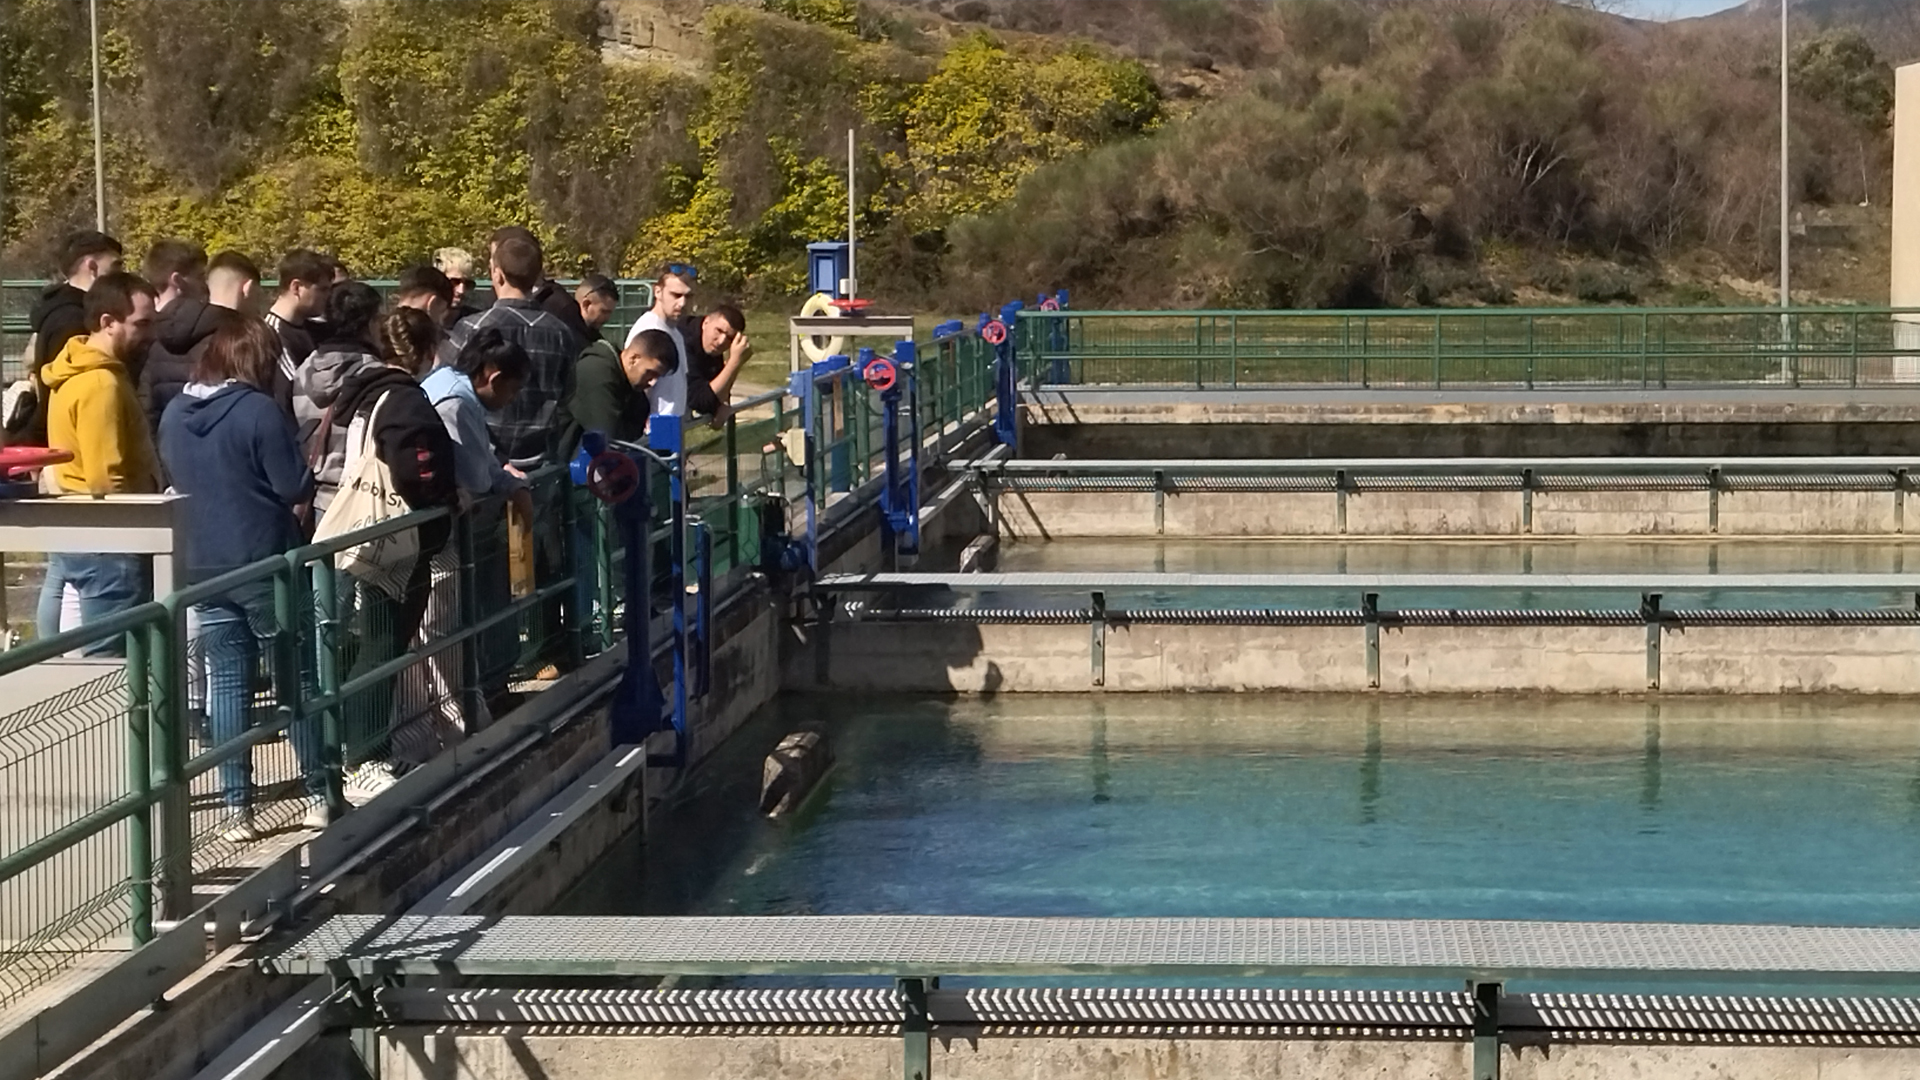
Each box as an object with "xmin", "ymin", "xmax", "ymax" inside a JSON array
[{"xmin": 159, "ymin": 315, "xmax": 318, "ymax": 841}]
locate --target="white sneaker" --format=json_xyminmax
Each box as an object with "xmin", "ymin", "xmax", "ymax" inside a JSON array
[
  {"xmin": 344, "ymin": 762, "xmax": 401, "ymax": 803},
  {"xmin": 218, "ymin": 807, "xmax": 262, "ymax": 844},
  {"xmin": 299, "ymin": 798, "xmax": 333, "ymax": 830}
]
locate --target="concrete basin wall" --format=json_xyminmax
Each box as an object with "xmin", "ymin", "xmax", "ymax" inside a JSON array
[
  {"xmin": 995, "ymin": 487, "xmax": 1910, "ymax": 538},
  {"xmin": 376, "ymin": 1030, "xmax": 1920, "ymax": 1080},
  {"xmin": 795, "ymin": 620, "xmax": 1920, "ymax": 694}
]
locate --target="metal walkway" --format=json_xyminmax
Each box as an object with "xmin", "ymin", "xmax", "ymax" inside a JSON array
[{"xmin": 270, "ymin": 914, "xmax": 1920, "ymax": 987}]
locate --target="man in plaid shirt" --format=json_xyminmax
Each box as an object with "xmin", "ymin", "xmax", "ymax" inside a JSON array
[{"xmin": 440, "ymin": 232, "xmax": 581, "ymax": 470}]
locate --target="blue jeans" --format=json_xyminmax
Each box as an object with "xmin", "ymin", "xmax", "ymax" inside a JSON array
[
  {"xmin": 37, "ymin": 553, "xmax": 148, "ymax": 656},
  {"xmin": 197, "ymin": 598, "xmax": 326, "ymax": 808}
]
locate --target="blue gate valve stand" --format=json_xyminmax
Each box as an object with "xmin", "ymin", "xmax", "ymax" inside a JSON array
[{"xmin": 573, "ymin": 432, "xmax": 663, "ymax": 748}]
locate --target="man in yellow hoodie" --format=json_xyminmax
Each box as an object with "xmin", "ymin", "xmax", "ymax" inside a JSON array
[{"xmin": 37, "ymin": 272, "xmax": 162, "ymax": 653}]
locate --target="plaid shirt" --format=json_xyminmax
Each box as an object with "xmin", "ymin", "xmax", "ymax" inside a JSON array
[{"xmin": 442, "ymin": 298, "xmax": 581, "ymax": 470}]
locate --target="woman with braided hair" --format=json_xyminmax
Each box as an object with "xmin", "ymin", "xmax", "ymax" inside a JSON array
[{"xmin": 325, "ymin": 304, "xmax": 458, "ymax": 800}]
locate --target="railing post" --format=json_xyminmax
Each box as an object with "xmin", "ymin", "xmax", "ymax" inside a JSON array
[
  {"xmin": 125, "ymin": 623, "xmax": 154, "ymax": 945},
  {"xmin": 1850, "ymin": 310, "xmax": 1860, "ymax": 388},
  {"xmin": 899, "ymin": 977, "xmax": 931, "ymax": 1080},
  {"xmin": 1431, "ymin": 314, "xmax": 1443, "ymax": 389},
  {"xmin": 560, "ymin": 476, "xmax": 587, "ymax": 672},
  {"xmin": 1229, "ymin": 313, "xmax": 1239, "ymax": 388},
  {"xmin": 312, "ymin": 558, "xmax": 348, "ymax": 820},
  {"xmin": 725, "ymin": 409, "xmax": 742, "ymax": 571},
  {"xmin": 455, "ymin": 511, "xmax": 485, "ymax": 727},
  {"xmin": 1471, "ymin": 979, "xmax": 1503, "ymax": 1080},
  {"xmin": 1363, "ymin": 591, "xmax": 1380, "ymax": 689},
  {"xmin": 1639, "ymin": 312, "xmax": 1649, "ymax": 388},
  {"xmin": 150, "ymin": 607, "xmax": 191, "ymax": 922}
]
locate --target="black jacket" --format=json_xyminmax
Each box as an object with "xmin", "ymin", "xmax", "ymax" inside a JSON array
[
  {"xmin": 29, "ymin": 282, "xmax": 86, "ymax": 373},
  {"xmin": 531, "ymin": 279, "xmax": 591, "ymax": 347},
  {"xmin": 332, "ymin": 365, "xmax": 459, "ymax": 522},
  {"xmin": 7, "ymin": 283, "xmax": 87, "ymax": 444},
  {"xmin": 141, "ymin": 298, "xmax": 225, "ymax": 432}
]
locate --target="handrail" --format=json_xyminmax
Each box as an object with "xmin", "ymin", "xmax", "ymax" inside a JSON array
[{"xmin": 1022, "ymin": 305, "xmax": 1920, "ymax": 319}]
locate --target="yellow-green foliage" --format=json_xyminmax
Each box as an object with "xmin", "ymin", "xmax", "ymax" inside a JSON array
[
  {"xmin": 1, "ymin": 0, "xmax": 1158, "ymax": 294},
  {"xmin": 905, "ymin": 35, "xmax": 1160, "ymax": 225}
]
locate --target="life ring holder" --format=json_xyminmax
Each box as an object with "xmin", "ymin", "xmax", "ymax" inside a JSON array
[{"xmin": 798, "ymin": 292, "xmax": 847, "ymax": 365}]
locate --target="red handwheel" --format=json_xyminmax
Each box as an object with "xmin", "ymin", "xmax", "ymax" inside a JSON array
[
  {"xmin": 863, "ymin": 357, "xmax": 898, "ymax": 392},
  {"xmin": 1039, "ymin": 296, "xmax": 1061, "ymax": 312},
  {"xmin": 981, "ymin": 320, "xmax": 1008, "ymax": 345},
  {"xmin": 585, "ymin": 451, "xmax": 640, "ymax": 504}
]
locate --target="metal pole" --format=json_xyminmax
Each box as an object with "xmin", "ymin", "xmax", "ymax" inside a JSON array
[
  {"xmin": 846, "ymin": 128, "xmax": 857, "ymax": 300},
  {"xmin": 90, "ymin": 0, "xmax": 105, "ymax": 230},
  {"xmin": 1779, "ymin": 0, "xmax": 1791, "ymax": 377}
]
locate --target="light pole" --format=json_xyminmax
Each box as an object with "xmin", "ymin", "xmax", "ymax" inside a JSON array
[
  {"xmin": 1779, "ymin": 0, "xmax": 1792, "ymax": 373},
  {"xmin": 89, "ymin": 0, "xmax": 105, "ymax": 231}
]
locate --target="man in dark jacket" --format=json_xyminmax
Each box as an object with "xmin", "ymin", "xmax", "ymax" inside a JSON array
[
  {"xmin": 263, "ymin": 249, "xmax": 334, "ymax": 420},
  {"xmin": 9, "ymin": 231, "xmax": 124, "ymax": 445},
  {"xmin": 141, "ymin": 250, "xmax": 262, "ymax": 433}
]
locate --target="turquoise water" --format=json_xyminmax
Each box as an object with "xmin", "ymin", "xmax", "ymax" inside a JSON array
[{"xmin": 561, "ymin": 695, "xmax": 1920, "ymax": 928}]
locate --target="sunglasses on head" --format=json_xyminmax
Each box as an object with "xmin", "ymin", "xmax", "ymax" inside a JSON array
[{"xmin": 665, "ymin": 262, "xmax": 698, "ymax": 282}]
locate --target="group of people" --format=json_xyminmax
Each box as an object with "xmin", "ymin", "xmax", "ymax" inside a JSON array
[{"xmin": 5, "ymin": 226, "xmax": 754, "ymax": 839}]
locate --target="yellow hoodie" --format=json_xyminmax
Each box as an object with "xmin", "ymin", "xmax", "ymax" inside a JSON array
[{"xmin": 41, "ymin": 336, "xmax": 160, "ymax": 495}]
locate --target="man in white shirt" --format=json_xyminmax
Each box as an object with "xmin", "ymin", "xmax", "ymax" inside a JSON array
[{"xmin": 623, "ymin": 263, "xmax": 694, "ymax": 419}]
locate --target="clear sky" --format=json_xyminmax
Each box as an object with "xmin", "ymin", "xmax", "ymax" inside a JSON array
[{"xmin": 1620, "ymin": 0, "xmax": 1751, "ymax": 19}]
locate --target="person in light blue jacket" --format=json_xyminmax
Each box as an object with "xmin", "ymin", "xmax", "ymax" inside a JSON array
[
  {"xmin": 414, "ymin": 327, "xmax": 530, "ymax": 740},
  {"xmin": 421, "ymin": 327, "xmax": 530, "ymax": 514}
]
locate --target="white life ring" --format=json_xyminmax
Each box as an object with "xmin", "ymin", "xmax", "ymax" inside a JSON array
[{"xmin": 799, "ymin": 292, "xmax": 846, "ymax": 365}]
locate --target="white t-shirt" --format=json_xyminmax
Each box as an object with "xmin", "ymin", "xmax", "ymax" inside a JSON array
[{"xmin": 624, "ymin": 310, "xmax": 689, "ymax": 418}]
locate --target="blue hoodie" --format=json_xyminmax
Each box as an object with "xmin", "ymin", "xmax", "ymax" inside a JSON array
[{"xmin": 158, "ymin": 383, "xmax": 315, "ymax": 597}]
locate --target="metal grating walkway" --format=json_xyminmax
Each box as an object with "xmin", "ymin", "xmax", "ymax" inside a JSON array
[{"xmin": 269, "ymin": 915, "xmax": 1920, "ymax": 987}]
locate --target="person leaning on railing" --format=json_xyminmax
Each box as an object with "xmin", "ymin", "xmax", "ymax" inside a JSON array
[
  {"xmin": 323, "ymin": 308, "xmax": 459, "ymax": 802},
  {"xmin": 157, "ymin": 313, "xmax": 321, "ymax": 840}
]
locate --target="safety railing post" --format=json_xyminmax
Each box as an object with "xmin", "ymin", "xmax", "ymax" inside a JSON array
[
  {"xmin": 311, "ymin": 558, "xmax": 348, "ymax": 819},
  {"xmin": 559, "ymin": 477, "xmax": 587, "ymax": 673},
  {"xmin": 1639, "ymin": 312, "xmax": 1649, "ymax": 388},
  {"xmin": 725, "ymin": 406, "xmax": 742, "ymax": 571},
  {"xmin": 455, "ymin": 511, "xmax": 485, "ymax": 727},
  {"xmin": 1431, "ymin": 314, "xmax": 1443, "ymax": 388},
  {"xmin": 125, "ymin": 623, "xmax": 154, "ymax": 945},
  {"xmin": 150, "ymin": 607, "xmax": 191, "ymax": 922}
]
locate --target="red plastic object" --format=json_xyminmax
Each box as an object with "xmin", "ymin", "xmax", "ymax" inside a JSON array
[
  {"xmin": 1039, "ymin": 296, "xmax": 1061, "ymax": 312},
  {"xmin": 829, "ymin": 297, "xmax": 873, "ymax": 313},
  {"xmin": 863, "ymin": 357, "xmax": 898, "ymax": 393},
  {"xmin": 0, "ymin": 445, "xmax": 73, "ymax": 480},
  {"xmin": 981, "ymin": 320, "xmax": 1008, "ymax": 345},
  {"xmin": 584, "ymin": 451, "xmax": 640, "ymax": 505}
]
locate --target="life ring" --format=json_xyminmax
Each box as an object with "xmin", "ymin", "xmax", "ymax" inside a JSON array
[
  {"xmin": 799, "ymin": 292, "xmax": 846, "ymax": 365},
  {"xmin": 1039, "ymin": 296, "xmax": 1061, "ymax": 312},
  {"xmin": 584, "ymin": 451, "xmax": 641, "ymax": 505},
  {"xmin": 981, "ymin": 320, "xmax": 1008, "ymax": 345}
]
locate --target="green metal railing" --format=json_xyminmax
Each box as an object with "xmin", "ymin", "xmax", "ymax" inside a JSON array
[
  {"xmin": 1020, "ymin": 307, "xmax": 1920, "ymax": 390},
  {"xmin": 0, "ymin": 319, "xmax": 999, "ymax": 1010}
]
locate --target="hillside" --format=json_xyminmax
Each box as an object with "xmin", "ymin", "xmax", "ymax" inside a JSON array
[{"xmin": 0, "ymin": 0, "xmax": 1907, "ymax": 310}]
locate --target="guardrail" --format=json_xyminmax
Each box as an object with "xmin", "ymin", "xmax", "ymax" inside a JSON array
[
  {"xmin": 0, "ymin": 314, "xmax": 1003, "ymax": 1017},
  {"xmin": 1017, "ymin": 307, "xmax": 1920, "ymax": 390},
  {"xmin": 271, "ymin": 913, "xmax": 1920, "ymax": 1080}
]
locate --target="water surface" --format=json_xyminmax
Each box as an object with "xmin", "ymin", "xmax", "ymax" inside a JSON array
[{"xmin": 561, "ymin": 695, "xmax": 1920, "ymax": 929}]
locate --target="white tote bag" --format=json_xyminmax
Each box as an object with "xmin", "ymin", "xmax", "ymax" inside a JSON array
[{"xmin": 314, "ymin": 390, "xmax": 419, "ymax": 598}]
